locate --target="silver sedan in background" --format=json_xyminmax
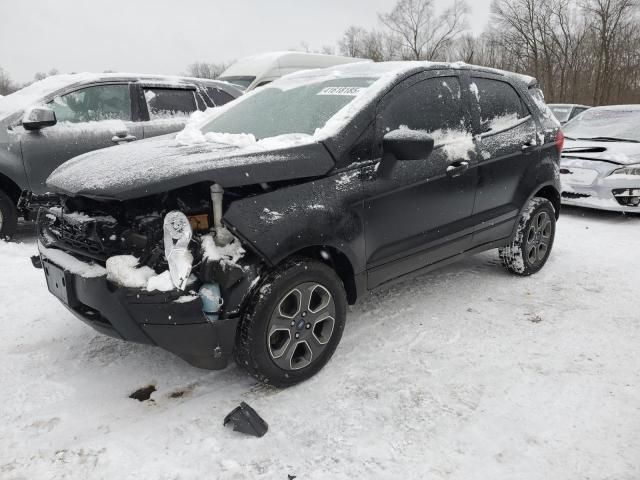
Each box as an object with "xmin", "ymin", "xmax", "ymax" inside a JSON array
[{"xmin": 560, "ymin": 105, "xmax": 640, "ymax": 213}]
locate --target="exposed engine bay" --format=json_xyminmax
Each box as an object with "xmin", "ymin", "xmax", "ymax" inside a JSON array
[{"xmin": 37, "ymin": 182, "xmax": 263, "ymax": 320}]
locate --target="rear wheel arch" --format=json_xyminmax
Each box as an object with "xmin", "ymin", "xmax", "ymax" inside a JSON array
[{"xmin": 534, "ymin": 185, "xmax": 561, "ymax": 219}]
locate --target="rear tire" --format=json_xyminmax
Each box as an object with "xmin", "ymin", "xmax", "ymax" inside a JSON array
[
  {"xmin": 499, "ymin": 197, "xmax": 556, "ymax": 276},
  {"xmin": 0, "ymin": 190, "xmax": 18, "ymax": 240},
  {"xmin": 235, "ymin": 257, "xmax": 347, "ymax": 388}
]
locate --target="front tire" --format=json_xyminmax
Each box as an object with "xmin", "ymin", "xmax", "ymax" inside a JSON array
[
  {"xmin": 499, "ymin": 197, "xmax": 556, "ymax": 276},
  {"xmin": 0, "ymin": 190, "xmax": 18, "ymax": 240},
  {"xmin": 235, "ymin": 257, "xmax": 347, "ymax": 388}
]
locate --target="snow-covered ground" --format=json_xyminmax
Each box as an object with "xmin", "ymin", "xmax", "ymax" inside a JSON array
[{"xmin": 1, "ymin": 207, "xmax": 639, "ymax": 479}]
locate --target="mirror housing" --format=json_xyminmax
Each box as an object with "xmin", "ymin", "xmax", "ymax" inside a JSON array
[
  {"xmin": 383, "ymin": 129, "xmax": 434, "ymax": 161},
  {"xmin": 22, "ymin": 106, "xmax": 57, "ymax": 131}
]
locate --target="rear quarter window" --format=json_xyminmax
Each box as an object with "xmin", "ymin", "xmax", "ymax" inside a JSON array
[
  {"xmin": 143, "ymin": 87, "xmax": 198, "ymax": 119},
  {"xmin": 471, "ymin": 78, "xmax": 529, "ymax": 133},
  {"xmin": 205, "ymin": 87, "xmax": 235, "ymax": 107}
]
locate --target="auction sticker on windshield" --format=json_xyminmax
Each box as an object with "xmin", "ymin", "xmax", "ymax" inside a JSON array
[{"xmin": 317, "ymin": 87, "xmax": 365, "ymax": 96}]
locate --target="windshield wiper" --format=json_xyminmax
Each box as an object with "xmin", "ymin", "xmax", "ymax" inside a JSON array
[{"xmin": 577, "ymin": 136, "xmax": 640, "ymax": 143}]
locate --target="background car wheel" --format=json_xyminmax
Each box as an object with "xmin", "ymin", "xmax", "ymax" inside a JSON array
[
  {"xmin": 235, "ymin": 257, "xmax": 347, "ymax": 388},
  {"xmin": 499, "ymin": 197, "xmax": 556, "ymax": 276},
  {"xmin": 0, "ymin": 190, "xmax": 18, "ymax": 240}
]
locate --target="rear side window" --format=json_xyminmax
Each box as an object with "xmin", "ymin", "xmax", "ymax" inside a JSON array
[
  {"xmin": 48, "ymin": 84, "xmax": 131, "ymax": 123},
  {"xmin": 143, "ymin": 87, "xmax": 197, "ymax": 119},
  {"xmin": 381, "ymin": 77, "xmax": 467, "ymax": 134},
  {"xmin": 471, "ymin": 78, "xmax": 528, "ymax": 133},
  {"xmin": 206, "ymin": 87, "xmax": 235, "ymax": 107}
]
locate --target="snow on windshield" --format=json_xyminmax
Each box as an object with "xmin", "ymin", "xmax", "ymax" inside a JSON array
[
  {"xmin": 179, "ymin": 61, "xmax": 537, "ymax": 150},
  {"xmin": 179, "ymin": 62, "xmax": 428, "ymax": 147},
  {"xmin": 563, "ymin": 107, "xmax": 640, "ymax": 142}
]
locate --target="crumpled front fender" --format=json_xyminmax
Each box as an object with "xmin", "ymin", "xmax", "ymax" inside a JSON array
[{"xmin": 223, "ymin": 169, "xmax": 367, "ymax": 276}]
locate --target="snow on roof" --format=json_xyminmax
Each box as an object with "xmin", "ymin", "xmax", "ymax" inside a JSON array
[
  {"xmin": 0, "ymin": 72, "xmax": 234, "ymax": 120},
  {"xmin": 220, "ymin": 51, "xmax": 370, "ymax": 77}
]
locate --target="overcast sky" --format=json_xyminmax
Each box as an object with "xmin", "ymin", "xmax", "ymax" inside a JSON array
[{"xmin": 0, "ymin": 0, "xmax": 493, "ymax": 83}]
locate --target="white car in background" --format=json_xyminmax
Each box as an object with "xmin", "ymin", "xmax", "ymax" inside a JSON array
[
  {"xmin": 548, "ymin": 103, "xmax": 591, "ymax": 124},
  {"xmin": 218, "ymin": 51, "xmax": 370, "ymax": 91},
  {"xmin": 560, "ymin": 105, "xmax": 640, "ymax": 212}
]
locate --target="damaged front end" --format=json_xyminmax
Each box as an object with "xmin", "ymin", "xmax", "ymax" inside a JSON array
[{"xmin": 36, "ymin": 182, "xmax": 262, "ymax": 369}]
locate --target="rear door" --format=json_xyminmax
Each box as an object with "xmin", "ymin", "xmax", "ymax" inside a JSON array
[
  {"xmin": 137, "ymin": 84, "xmax": 201, "ymax": 139},
  {"xmin": 19, "ymin": 82, "xmax": 142, "ymax": 194},
  {"xmin": 468, "ymin": 74, "xmax": 540, "ymax": 245},
  {"xmin": 363, "ymin": 72, "xmax": 478, "ymax": 287}
]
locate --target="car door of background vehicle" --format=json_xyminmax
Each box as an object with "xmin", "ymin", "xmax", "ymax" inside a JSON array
[
  {"xmin": 363, "ymin": 72, "xmax": 479, "ymax": 288},
  {"xmin": 137, "ymin": 84, "xmax": 202, "ymax": 139},
  {"xmin": 19, "ymin": 82, "xmax": 143, "ymax": 194},
  {"xmin": 468, "ymin": 74, "xmax": 540, "ymax": 246}
]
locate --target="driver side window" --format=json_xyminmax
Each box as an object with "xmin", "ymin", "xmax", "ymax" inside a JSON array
[
  {"xmin": 48, "ymin": 84, "xmax": 131, "ymax": 123},
  {"xmin": 381, "ymin": 76, "xmax": 467, "ymax": 135}
]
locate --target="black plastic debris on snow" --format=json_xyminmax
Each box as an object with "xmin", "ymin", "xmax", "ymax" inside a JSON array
[
  {"xmin": 223, "ymin": 402, "xmax": 268, "ymax": 437},
  {"xmin": 129, "ymin": 385, "xmax": 156, "ymax": 401}
]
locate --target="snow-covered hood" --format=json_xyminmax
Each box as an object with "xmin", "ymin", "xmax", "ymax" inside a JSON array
[
  {"xmin": 46, "ymin": 133, "xmax": 335, "ymax": 201},
  {"xmin": 562, "ymin": 139, "xmax": 640, "ymax": 165}
]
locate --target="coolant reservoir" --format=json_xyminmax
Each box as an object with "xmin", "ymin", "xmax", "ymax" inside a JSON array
[{"xmin": 199, "ymin": 283, "xmax": 223, "ymax": 321}]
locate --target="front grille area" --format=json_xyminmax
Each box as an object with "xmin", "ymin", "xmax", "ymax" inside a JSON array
[
  {"xmin": 612, "ymin": 188, "xmax": 640, "ymax": 207},
  {"xmin": 39, "ymin": 209, "xmax": 130, "ymax": 261},
  {"xmin": 56, "ymin": 217, "xmax": 115, "ymax": 255}
]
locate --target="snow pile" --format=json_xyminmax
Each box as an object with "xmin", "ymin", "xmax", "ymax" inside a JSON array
[
  {"xmin": 176, "ymin": 129, "xmax": 258, "ymax": 148},
  {"xmin": 391, "ymin": 125, "xmax": 475, "ymax": 160},
  {"xmin": 106, "ymin": 255, "xmax": 177, "ymax": 291},
  {"xmin": 106, "ymin": 255, "xmax": 155, "ymax": 289},
  {"xmin": 486, "ymin": 113, "xmax": 522, "ymax": 132},
  {"xmin": 176, "ymin": 121, "xmax": 314, "ymax": 150},
  {"xmin": 201, "ymin": 235, "xmax": 245, "ymax": 269},
  {"xmin": 146, "ymin": 271, "xmax": 175, "ymax": 292}
]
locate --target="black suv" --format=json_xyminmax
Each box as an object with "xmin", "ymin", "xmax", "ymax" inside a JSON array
[{"xmin": 36, "ymin": 62, "xmax": 562, "ymax": 387}]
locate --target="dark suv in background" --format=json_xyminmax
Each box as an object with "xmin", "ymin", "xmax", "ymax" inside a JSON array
[
  {"xmin": 0, "ymin": 73, "xmax": 241, "ymax": 237},
  {"xmin": 36, "ymin": 62, "xmax": 562, "ymax": 387}
]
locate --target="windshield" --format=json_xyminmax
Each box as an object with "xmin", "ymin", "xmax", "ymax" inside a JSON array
[
  {"xmin": 549, "ymin": 105, "xmax": 572, "ymax": 122},
  {"xmin": 563, "ymin": 108, "xmax": 640, "ymax": 142},
  {"xmin": 201, "ymin": 77, "xmax": 377, "ymax": 139},
  {"xmin": 217, "ymin": 76, "xmax": 255, "ymax": 90}
]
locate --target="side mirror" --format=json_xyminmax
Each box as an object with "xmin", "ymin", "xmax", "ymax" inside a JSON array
[
  {"xmin": 383, "ymin": 129, "xmax": 434, "ymax": 160},
  {"xmin": 22, "ymin": 106, "xmax": 57, "ymax": 131}
]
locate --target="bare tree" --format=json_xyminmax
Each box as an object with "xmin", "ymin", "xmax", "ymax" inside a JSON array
[
  {"xmin": 582, "ymin": 0, "xmax": 638, "ymax": 103},
  {"xmin": 184, "ymin": 62, "xmax": 231, "ymax": 79},
  {"xmin": 0, "ymin": 67, "xmax": 16, "ymax": 95},
  {"xmin": 378, "ymin": 0, "xmax": 469, "ymax": 60}
]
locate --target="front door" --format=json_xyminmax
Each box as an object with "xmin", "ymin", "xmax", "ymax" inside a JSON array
[
  {"xmin": 19, "ymin": 82, "xmax": 142, "ymax": 194},
  {"xmin": 363, "ymin": 73, "xmax": 479, "ymax": 288}
]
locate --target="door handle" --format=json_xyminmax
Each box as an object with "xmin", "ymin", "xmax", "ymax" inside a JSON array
[
  {"xmin": 112, "ymin": 133, "xmax": 137, "ymax": 143},
  {"xmin": 446, "ymin": 161, "xmax": 469, "ymax": 178}
]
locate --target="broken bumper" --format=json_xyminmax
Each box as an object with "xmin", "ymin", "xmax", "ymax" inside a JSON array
[
  {"xmin": 38, "ymin": 246, "xmax": 239, "ymax": 370},
  {"xmin": 560, "ymin": 158, "xmax": 640, "ymax": 213}
]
